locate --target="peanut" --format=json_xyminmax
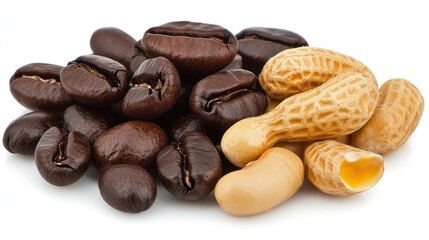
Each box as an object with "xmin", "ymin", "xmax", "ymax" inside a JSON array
[
  {"xmin": 351, "ymin": 78, "xmax": 424, "ymax": 154},
  {"xmin": 214, "ymin": 147, "xmax": 304, "ymax": 216},
  {"xmin": 304, "ymin": 140, "xmax": 384, "ymax": 196},
  {"xmin": 259, "ymin": 47, "xmax": 377, "ymax": 100},
  {"xmin": 221, "ymin": 72, "xmax": 378, "ymax": 167}
]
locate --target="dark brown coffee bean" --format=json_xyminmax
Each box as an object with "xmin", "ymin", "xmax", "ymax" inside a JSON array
[
  {"xmin": 121, "ymin": 57, "xmax": 181, "ymax": 120},
  {"xmin": 156, "ymin": 132, "xmax": 222, "ymax": 200},
  {"xmin": 10, "ymin": 63, "xmax": 74, "ymax": 111},
  {"xmin": 142, "ymin": 21, "xmax": 238, "ymax": 79},
  {"xmin": 3, "ymin": 111, "xmax": 62, "ymax": 155},
  {"xmin": 60, "ymin": 55, "xmax": 129, "ymax": 108},
  {"xmin": 154, "ymin": 80, "xmax": 194, "ymax": 129},
  {"xmin": 108, "ymin": 101, "xmax": 130, "ymax": 123},
  {"xmin": 168, "ymin": 114, "xmax": 205, "ymax": 143},
  {"xmin": 223, "ymin": 54, "xmax": 243, "ymax": 70},
  {"xmin": 189, "ymin": 69, "xmax": 267, "ymax": 130},
  {"xmin": 129, "ymin": 55, "xmax": 148, "ymax": 74},
  {"xmin": 93, "ymin": 121, "xmax": 168, "ymax": 172},
  {"xmin": 99, "ymin": 164, "xmax": 156, "ymax": 213},
  {"xmin": 129, "ymin": 39, "xmax": 148, "ymax": 74},
  {"xmin": 236, "ymin": 27, "xmax": 308, "ymax": 75},
  {"xmin": 35, "ymin": 127, "xmax": 91, "ymax": 186},
  {"xmin": 63, "ymin": 104, "xmax": 117, "ymax": 144},
  {"xmin": 90, "ymin": 27, "xmax": 137, "ymax": 72}
]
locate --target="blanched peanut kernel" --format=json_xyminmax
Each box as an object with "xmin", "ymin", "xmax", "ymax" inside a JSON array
[{"xmin": 214, "ymin": 147, "xmax": 304, "ymax": 216}]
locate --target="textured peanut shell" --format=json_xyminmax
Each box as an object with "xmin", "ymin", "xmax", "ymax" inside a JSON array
[
  {"xmin": 351, "ymin": 78, "xmax": 424, "ymax": 154},
  {"xmin": 221, "ymin": 72, "xmax": 379, "ymax": 167},
  {"xmin": 214, "ymin": 147, "xmax": 304, "ymax": 216},
  {"xmin": 259, "ymin": 47, "xmax": 376, "ymax": 100},
  {"xmin": 304, "ymin": 140, "xmax": 384, "ymax": 196}
]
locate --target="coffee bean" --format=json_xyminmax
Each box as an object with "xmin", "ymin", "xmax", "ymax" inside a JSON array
[
  {"xmin": 35, "ymin": 127, "xmax": 91, "ymax": 186},
  {"xmin": 90, "ymin": 27, "xmax": 137, "ymax": 72},
  {"xmin": 167, "ymin": 114, "xmax": 206, "ymax": 143},
  {"xmin": 154, "ymin": 80, "xmax": 194, "ymax": 129},
  {"xmin": 236, "ymin": 27, "xmax": 308, "ymax": 75},
  {"xmin": 10, "ymin": 63, "xmax": 74, "ymax": 111},
  {"xmin": 142, "ymin": 21, "xmax": 238, "ymax": 79},
  {"xmin": 156, "ymin": 132, "xmax": 222, "ymax": 200},
  {"xmin": 93, "ymin": 121, "xmax": 168, "ymax": 172},
  {"xmin": 121, "ymin": 57, "xmax": 181, "ymax": 120},
  {"xmin": 63, "ymin": 104, "xmax": 117, "ymax": 144},
  {"xmin": 223, "ymin": 54, "xmax": 243, "ymax": 70},
  {"xmin": 60, "ymin": 55, "xmax": 129, "ymax": 108},
  {"xmin": 129, "ymin": 39, "xmax": 148, "ymax": 74},
  {"xmin": 3, "ymin": 111, "xmax": 62, "ymax": 155},
  {"xmin": 189, "ymin": 69, "xmax": 267, "ymax": 130},
  {"xmin": 99, "ymin": 164, "xmax": 156, "ymax": 213}
]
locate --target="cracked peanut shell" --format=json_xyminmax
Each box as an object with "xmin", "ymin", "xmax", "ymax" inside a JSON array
[{"xmin": 304, "ymin": 140, "xmax": 384, "ymax": 196}]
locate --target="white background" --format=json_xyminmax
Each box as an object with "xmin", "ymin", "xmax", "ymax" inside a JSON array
[{"xmin": 1, "ymin": 0, "xmax": 428, "ymax": 239}]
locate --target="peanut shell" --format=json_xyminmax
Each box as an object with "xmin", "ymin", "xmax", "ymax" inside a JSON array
[
  {"xmin": 259, "ymin": 47, "xmax": 376, "ymax": 100},
  {"xmin": 221, "ymin": 72, "xmax": 379, "ymax": 167},
  {"xmin": 351, "ymin": 78, "xmax": 424, "ymax": 154},
  {"xmin": 304, "ymin": 140, "xmax": 384, "ymax": 196}
]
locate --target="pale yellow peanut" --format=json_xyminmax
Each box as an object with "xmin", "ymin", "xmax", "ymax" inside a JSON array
[
  {"xmin": 351, "ymin": 79, "xmax": 424, "ymax": 154},
  {"xmin": 214, "ymin": 147, "xmax": 304, "ymax": 216},
  {"xmin": 304, "ymin": 140, "xmax": 384, "ymax": 196},
  {"xmin": 221, "ymin": 72, "xmax": 378, "ymax": 167},
  {"xmin": 259, "ymin": 47, "xmax": 377, "ymax": 100}
]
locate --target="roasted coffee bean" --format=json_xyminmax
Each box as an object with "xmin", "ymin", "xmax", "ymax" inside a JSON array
[
  {"xmin": 129, "ymin": 54, "xmax": 149, "ymax": 74},
  {"xmin": 93, "ymin": 121, "xmax": 168, "ymax": 172},
  {"xmin": 10, "ymin": 63, "xmax": 74, "ymax": 111},
  {"xmin": 108, "ymin": 101, "xmax": 130, "ymax": 123},
  {"xmin": 156, "ymin": 132, "xmax": 222, "ymax": 200},
  {"xmin": 60, "ymin": 55, "xmax": 129, "ymax": 107},
  {"xmin": 223, "ymin": 54, "xmax": 243, "ymax": 70},
  {"xmin": 236, "ymin": 27, "xmax": 308, "ymax": 75},
  {"xmin": 35, "ymin": 127, "xmax": 91, "ymax": 186},
  {"xmin": 168, "ymin": 114, "xmax": 206, "ymax": 142},
  {"xmin": 189, "ymin": 69, "xmax": 267, "ymax": 130},
  {"xmin": 122, "ymin": 57, "xmax": 181, "ymax": 120},
  {"xmin": 142, "ymin": 21, "xmax": 238, "ymax": 79},
  {"xmin": 63, "ymin": 104, "xmax": 117, "ymax": 144},
  {"xmin": 90, "ymin": 27, "xmax": 137, "ymax": 72},
  {"xmin": 99, "ymin": 164, "xmax": 156, "ymax": 213},
  {"xmin": 3, "ymin": 111, "xmax": 62, "ymax": 155},
  {"xmin": 129, "ymin": 39, "xmax": 148, "ymax": 74},
  {"xmin": 154, "ymin": 80, "xmax": 194, "ymax": 129}
]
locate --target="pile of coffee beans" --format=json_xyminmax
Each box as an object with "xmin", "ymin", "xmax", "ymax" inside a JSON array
[{"xmin": 3, "ymin": 21, "xmax": 308, "ymax": 213}]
